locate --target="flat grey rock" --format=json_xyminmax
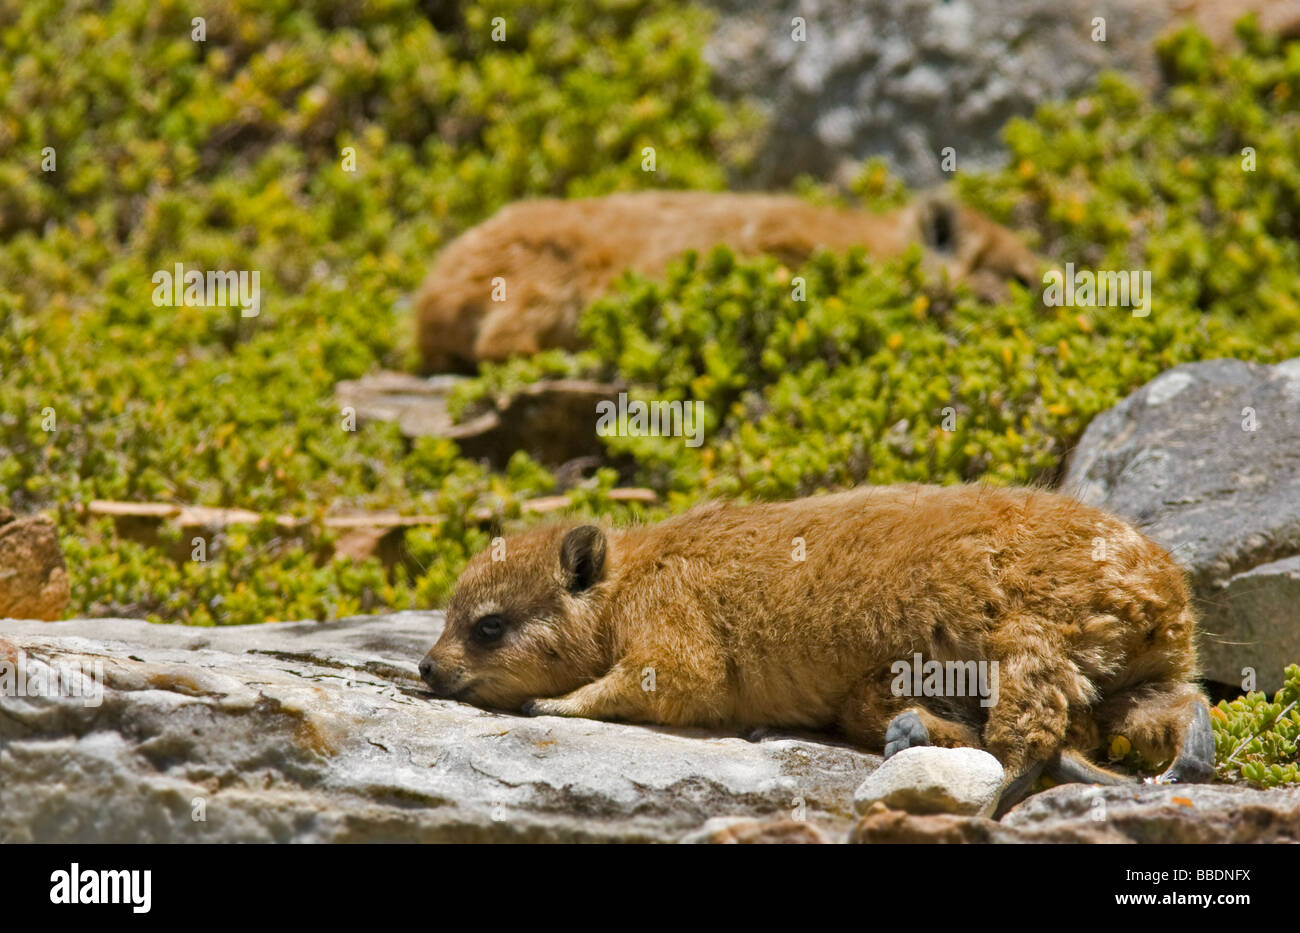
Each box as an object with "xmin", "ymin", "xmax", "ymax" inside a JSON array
[
  {"xmin": 999, "ymin": 781, "xmax": 1300, "ymax": 843},
  {"xmin": 333, "ymin": 370, "xmax": 622, "ymax": 468},
  {"xmin": 0, "ymin": 613, "xmax": 877, "ymax": 842}
]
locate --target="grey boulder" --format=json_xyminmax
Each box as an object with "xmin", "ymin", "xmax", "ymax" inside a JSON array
[
  {"xmin": 1064, "ymin": 357, "xmax": 1300, "ymax": 692},
  {"xmin": 701, "ymin": 0, "xmax": 1285, "ymax": 188}
]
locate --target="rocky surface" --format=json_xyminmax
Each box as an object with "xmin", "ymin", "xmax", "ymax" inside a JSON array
[
  {"xmin": 703, "ymin": 0, "xmax": 1300, "ymax": 188},
  {"xmin": 852, "ymin": 782, "xmax": 1300, "ymax": 843},
  {"xmin": 335, "ymin": 370, "xmax": 622, "ymax": 469},
  {"xmin": 334, "ymin": 370, "xmax": 466, "ymax": 440},
  {"xmin": 679, "ymin": 814, "xmax": 833, "ymax": 843},
  {"xmin": 3, "ymin": 611, "xmax": 1298, "ymax": 842},
  {"xmin": 0, "ymin": 612, "xmax": 875, "ymax": 843},
  {"xmin": 853, "ymin": 746, "xmax": 1005, "ymax": 816},
  {"xmin": 1063, "ymin": 357, "xmax": 1300, "ymax": 692},
  {"xmin": 0, "ymin": 509, "xmax": 69, "ymax": 621}
]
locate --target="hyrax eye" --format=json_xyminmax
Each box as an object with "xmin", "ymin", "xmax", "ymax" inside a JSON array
[{"xmin": 473, "ymin": 614, "xmax": 506, "ymax": 644}]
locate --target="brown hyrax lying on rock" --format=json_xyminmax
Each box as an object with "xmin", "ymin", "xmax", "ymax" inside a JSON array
[
  {"xmin": 419, "ymin": 484, "xmax": 1215, "ymax": 807},
  {"xmin": 415, "ymin": 191, "xmax": 1041, "ymax": 373}
]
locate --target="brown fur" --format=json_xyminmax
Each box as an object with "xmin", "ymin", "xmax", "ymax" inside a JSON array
[
  {"xmin": 419, "ymin": 484, "xmax": 1206, "ymax": 779},
  {"xmin": 415, "ymin": 191, "xmax": 1041, "ymax": 373}
]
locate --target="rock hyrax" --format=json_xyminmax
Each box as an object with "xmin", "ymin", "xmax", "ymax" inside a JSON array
[
  {"xmin": 415, "ymin": 191, "xmax": 1041, "ymax": 373},
  {"xmin": 419, "ymin": 484, "xmax": 1214, "ymax": 795}
]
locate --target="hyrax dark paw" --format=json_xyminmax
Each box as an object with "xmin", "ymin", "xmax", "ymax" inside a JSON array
[
  {"xmin": 1156, "ymin": 702, "xmax": 1215, "ymax": 784},
  {"xmin": 884, "ymin": 710, "xmax": 931, "ymax": 759},
  {"xmin": 521, "ymin": 699, "xmax": 544, "ymax": 717},
  {"xmin": 522, "ymin": 698, "xmax": 569, "ymax": 718}
]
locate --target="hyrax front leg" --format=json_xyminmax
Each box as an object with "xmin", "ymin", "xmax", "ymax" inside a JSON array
[
  {"xmin": 982, "ymin": 631, "xmax": 1100, "ymax": 815},
  {"xmin": 1093, "ymin": 682, "xmax": 1214, "ymax": 783},
  {"xmin": 521, "ymin": 663, "xmax": 647, "ymax": 721}
]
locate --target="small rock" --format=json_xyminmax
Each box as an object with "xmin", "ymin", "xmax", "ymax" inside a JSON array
[
  {"xmin": 680, "ymin": 815, "xmax": 832, "ymax": 844},
  {"xmin": 334, "ymin": 370, "xmax": 624, "ymax": 468},
  {"xmin": 0, "ymin": 514, "xmax": 69, "ymax": 621},
  {"xmin": 852, "ymin": 745, "xmax": 1005, "ymax": 816},
  {"xmin": 850, "ymin": 803, "xmax": 1010, "ymax": 844}
]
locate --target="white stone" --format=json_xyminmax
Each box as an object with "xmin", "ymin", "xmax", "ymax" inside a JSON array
[{"xmin": 853, "ymin": 745, "xmax": 1005, "ymax": 816}]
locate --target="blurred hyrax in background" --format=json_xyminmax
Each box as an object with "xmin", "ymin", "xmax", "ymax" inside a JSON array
[{"xmin": 415, "ymin": 190, "xmax": 1041, "ymax": 373}]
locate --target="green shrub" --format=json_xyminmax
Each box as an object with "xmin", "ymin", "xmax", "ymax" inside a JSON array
[
  {"xmin": 1213, "ymin": 665, "xmax": 1300, "ymax": 787},
  {"xmin": 0, "ymin": 0, "xmax": 751, "ymax": 624},
  {"xmin": 571, "ymin": 244, "xmax": 1266, "ymax": 504},
  {"xmin": 959, "ymin": 20, "xmax": 1300, "ymax": 345}
]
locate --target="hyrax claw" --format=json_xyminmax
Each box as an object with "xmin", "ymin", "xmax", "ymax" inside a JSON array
[
  {"xmin": 993, "ymin": 761, "xmax": 1048, "ymax": 819},
  {"xmin": 1156, "ymin": 702, "xmax": 1216, "ymax": 784}
]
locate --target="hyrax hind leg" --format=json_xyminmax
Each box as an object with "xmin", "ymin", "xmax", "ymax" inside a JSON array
[
  {"xmin": 838, "ymin": 671, "xmax": 982, "ymax": 759},
  {"xmin": 981, "ymin": 614, "xmax": 1097, "ymax": 777},
  {"xmin": 977, "ymin": 616, "xmax": 1104, "ymax": 816},
  {"xmin": 1093, "ymin": 681, "xmax": 1215, "ymax": 784}
]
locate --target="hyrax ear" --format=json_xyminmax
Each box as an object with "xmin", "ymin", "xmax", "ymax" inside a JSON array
[
  {"xmin": 560, "ymin": 525, "xmax": 606, "ymax": 593},
  {"xmin": 917, "ymin": 195, "xmax": 960, "ymax": 254}
]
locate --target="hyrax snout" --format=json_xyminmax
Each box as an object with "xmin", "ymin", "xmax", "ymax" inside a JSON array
[{"xmin": 419, "ymin": 484, "xmax": 1214, "ymax": 788}]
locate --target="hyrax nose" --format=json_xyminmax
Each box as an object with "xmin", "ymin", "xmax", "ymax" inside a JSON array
[{"xmin": 418, "ymin": 655, "xmax": 438, "ymax": 688}]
